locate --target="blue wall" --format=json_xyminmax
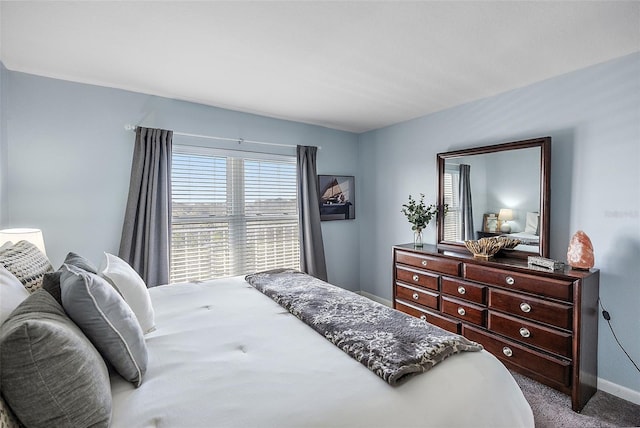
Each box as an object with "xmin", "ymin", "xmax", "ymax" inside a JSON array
[
  {"xmin": 1, "ymin": 70, "xmax": 360, "ymax": 291},
  {"xmin": 358, "ymin": 52, "xmax": 640, "ymax": 398}
]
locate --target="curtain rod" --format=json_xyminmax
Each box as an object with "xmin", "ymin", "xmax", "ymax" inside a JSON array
[{"xmin": 124, "ymin": 124, "xmax": 321, "ymax": 150}]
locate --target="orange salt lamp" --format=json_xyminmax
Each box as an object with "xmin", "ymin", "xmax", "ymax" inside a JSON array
[{"xmin": 567, "ymin": 230, "xmax": 595, "ymax": 270}]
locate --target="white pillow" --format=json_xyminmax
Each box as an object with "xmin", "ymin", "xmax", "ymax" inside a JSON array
[
  {"xmin": 98, "ymin": 253, "xmax": 155, "ymax": 334},
  {"xmin": 1, "ymin": 265, "xmax": 30, "ymax": 325},
  {"xmin": 524, "ymin": 212, "xmax": 540, "ymax": 235}
]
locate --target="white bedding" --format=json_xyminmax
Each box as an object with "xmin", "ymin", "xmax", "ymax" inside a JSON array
[
  {"xmin": 110, "ymin": 276, "xmax": 533, "ymax": 428},
  {"xmin": 508, "ymin": 231, "xmax": 539, "ymax": 244},
  {"xmin": 508, "ymin": 232, "xmax": 540, "ymax": 252}
]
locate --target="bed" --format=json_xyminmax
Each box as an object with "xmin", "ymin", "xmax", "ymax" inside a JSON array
[
  {"xmin": 1, "ymin": 242, "xmax": 534, "ymax": 428},
  {"xmin": 507, "ymin": 231, "xmax": 540, "ymax": 253},
  {"xmin": 109, "ymin": 275, "xmax": 533, "ymax": 427}
]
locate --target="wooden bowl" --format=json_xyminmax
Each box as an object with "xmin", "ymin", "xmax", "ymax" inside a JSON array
[{"xmin": 464, "ymin": 237, "xmax": 506, "ymax": 259}]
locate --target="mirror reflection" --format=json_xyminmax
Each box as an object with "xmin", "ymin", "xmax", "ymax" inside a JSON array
[{"xmin": 438, "ymin": 139, "xmax": 549, "ymax": 257}]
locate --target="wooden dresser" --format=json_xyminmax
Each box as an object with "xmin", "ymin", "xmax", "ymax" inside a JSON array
[{"xmin": 392, "ymin": 243, "xmax": 600, "ymax": 411}]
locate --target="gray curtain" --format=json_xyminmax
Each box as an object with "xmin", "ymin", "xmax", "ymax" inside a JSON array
[
  {"xmin": 119, "ymin": 127, "xmax": 173, "ymax": 287},
  {"xmin": 296, "ymin": 145, "xmax": 328, "ymax": 281},
  {"xmin": 459, "ymin": 164, "xmax": 474, "ymax": 241}
]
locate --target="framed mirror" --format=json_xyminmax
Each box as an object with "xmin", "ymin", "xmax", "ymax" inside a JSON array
[{"xmin": 437, "ymin": 137, "xmax": 551, "ymax": 258}]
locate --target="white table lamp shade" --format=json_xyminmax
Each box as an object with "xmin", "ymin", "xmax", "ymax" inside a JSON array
[
  {"xmin": 0, "ymin": 228, "xmax": 47, "ymax": 255},
  {"xmin": 498, "ymin": 209, "xmax": 514, "ymax": 221}
]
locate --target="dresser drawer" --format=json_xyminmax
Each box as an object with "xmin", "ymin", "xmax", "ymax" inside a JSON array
[
  {"xmin": 488, "ymin": 311, "xmax": 572, "ymax": 358},
  {"xmin": 463, "ymin": 325, "xmax": 571, "ymax": 387},
  {"xmin": 395, "ymin": 283, "xmax": 439, "ymax": 310},
  {"xmin": 489, "ymin": 288, "xmax": 572, "ymax": 330},
  {"xmin": 395, "ymin": 265, "xmax": 439, "ymax": 291},
  {"xmin": 441, "ymin": 277, "xmax": 486, "ymax": 305},
  {"xmin": 395, "ymin": 301, "xmax": 460, "ymax": 334},
  {"xmin": 441, "ymin": 296, "xmax": 486, "ymax": 327},
  {"xmin": 395, "ymin": 250, "xmax": 460, "ymax": 276},
  {"xmin": 464, "ymin": 264, "xmax": 574, "ymax": 302}
]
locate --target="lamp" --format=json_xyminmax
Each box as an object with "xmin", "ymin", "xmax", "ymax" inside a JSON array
[
  {"xmin": 0, "ymin": 228, "xmax": 47, "ymax": 255},
  {"xmin": 498, "ymin": 209, "xmax": 514, "ymax": 233}
]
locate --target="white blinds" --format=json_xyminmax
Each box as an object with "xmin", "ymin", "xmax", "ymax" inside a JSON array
[
  {"xmin": 170, "ymin": 146, "xmax": 300, "ymax": 283},
  {"xmin": 443, "ymin": 166, "xmax": 461, "ymax": 242}
]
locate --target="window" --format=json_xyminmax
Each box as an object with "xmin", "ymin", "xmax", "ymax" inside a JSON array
[
  {"xmin": 443, "ymin": 164, "xmax": 460, "ymax": 242},
  {"xmin": 170, "ymin": 146, "xmax": 299, "ymax": 283}
]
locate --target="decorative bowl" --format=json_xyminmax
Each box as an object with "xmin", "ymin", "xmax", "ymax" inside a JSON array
[
  {"xmin": 495, "ymin": 236, "xmax": 522, "ymax": 249},
  {"xmin": 464, "ymin": 237, "xmax": 507, "ymax": 259}
]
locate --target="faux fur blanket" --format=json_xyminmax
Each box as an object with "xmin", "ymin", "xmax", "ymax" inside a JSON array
[{"xmin": 245, "ymin": 269, "xmax": 482, "ymax": 385}]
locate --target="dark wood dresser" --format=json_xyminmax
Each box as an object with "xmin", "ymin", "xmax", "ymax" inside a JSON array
[{"xmin": 392, "ymin": 243, "xmax": 600, "ymax": 412}]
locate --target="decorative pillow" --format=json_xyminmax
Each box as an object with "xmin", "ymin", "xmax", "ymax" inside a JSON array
[
  {"xmin": 42, "ymin": 252, "xmax": 99, "ymax": 305},
  {"xmin": 0, "ymin": 266, "xmax": 30, "ymax": 325},
  {"xmin": 0, "ymin": 240, "xmax": 53, "ymax": 293},
  {"xmin": 0, "ymin": 289, "xmax": 111, "ymax": 427},
  {"xmin": 525, "ymin": 212, "xmax": 540, "ymax": 235},
  {"xmin": 60, "ymin": 264, "xmax": 148, "ymax": 387},
  {"xmin": 63, "ymin": 251, "xmax": 98, "ymax": 273},
  {"xmin": 99, "ymin": 252, "xmax": 156, "ymax": 333}
]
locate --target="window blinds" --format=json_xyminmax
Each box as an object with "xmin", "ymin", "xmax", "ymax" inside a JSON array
[
  {"xmin": 170, "ymin": 146, "xmax": 300, "ymax": 283},
  {"xmin": 443, "ymin": 166, "xmax": 461, "ymax": 242}
]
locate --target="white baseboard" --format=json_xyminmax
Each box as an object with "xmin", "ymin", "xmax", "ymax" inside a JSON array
[
  {"xmin": 598, "ymin": 377, "xmax": 640, "ymax": 405},
  {"xmin": 358, "ymin": 291, "xmax": 392, "ymax": 307},
  {"xmin": 358, "ymin": 292, "xmax": 640, "ymax": 406}
]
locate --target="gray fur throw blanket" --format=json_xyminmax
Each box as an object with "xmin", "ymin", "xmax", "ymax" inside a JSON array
[{"xmin": 245, "ymin": 269, "xmax": 482, "ymax": 385}]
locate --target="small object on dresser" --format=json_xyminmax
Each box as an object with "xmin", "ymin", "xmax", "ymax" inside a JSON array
[
  {"xmin": 528, "ymin": 256, "xmax": 564, "ymax": 271},
  {"xmin": 464, "ymin": 237, "xmax": 505, "ymax": 259},
  {"xmin": 567, "ymin": 230, "xmax": 595, "ymax": 270}
]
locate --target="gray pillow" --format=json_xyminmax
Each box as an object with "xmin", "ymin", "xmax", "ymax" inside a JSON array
[
  {"xmin": 0, "ymin": 289, "xmax": 111, "ymax": 427},
  {"xmin": 60, "ymin": 264, "xmax": 148, "ymax": 387},
  {"xmin": 42, "ymin": 251, "xmax": 98, "ymax": 304},
  {"xmin": 63, "ymin": 251, "xmax": 98, "ymax": 273}
]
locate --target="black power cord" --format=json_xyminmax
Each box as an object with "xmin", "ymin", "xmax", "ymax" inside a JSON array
[{"xmin": 598, "ymin": 298, "xmax": 640, "ymax": 373}]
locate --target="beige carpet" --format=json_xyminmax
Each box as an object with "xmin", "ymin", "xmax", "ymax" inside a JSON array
[{"xmin": 511, "ymin": 371, "xmax": 640, "ymax": 427}]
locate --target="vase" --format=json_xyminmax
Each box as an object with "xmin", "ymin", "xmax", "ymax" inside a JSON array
[{"xmin": 414, "ymin": 230, "xmax": 423, "ymax": 247}]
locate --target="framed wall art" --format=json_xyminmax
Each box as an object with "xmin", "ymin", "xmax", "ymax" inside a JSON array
[
  {"xmin": 318, "ymin": 175, "xmax": 355, "ymax": 221},
  {"xmin": 483, "ymin": 213, "xmax": 499, "ymax": 232}
]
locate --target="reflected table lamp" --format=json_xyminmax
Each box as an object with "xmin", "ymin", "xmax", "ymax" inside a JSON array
[
  {"xmin": 0, "ymin": 228, "xmax": 47, "ymax": 255},
  {"xmin": 498, "ymin": 209, "xmax": 514, "ymax": 233}
]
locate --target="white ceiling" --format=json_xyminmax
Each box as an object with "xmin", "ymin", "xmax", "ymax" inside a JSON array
[{"xmin": 1, "ymin": 1, "xmax": 639, "ymax": 133}]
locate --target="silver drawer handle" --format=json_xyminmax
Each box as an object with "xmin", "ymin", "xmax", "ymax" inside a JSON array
[
  {"xmin": 503, "ymin": 347, "xmax": 513, "ymax": 357},
  {"xmin": 505, "ymin": 276, "xmax": 515, "ymax": 285},
  {"xmin": 457, "ymin": 307, "xmax": 466, "ymax": 316},
  {"xmin": 457, "ymin": 286, "xmax": 466, "ymax": 295},
  {"xmin": 421, "ymin": 260, "xmax": 428, "ymax": 266},
  {"xmin": 412, "ymin": 292, "xmax": 420, "ymax": 300},
  {"xmin": 520, "ymin": 302, "xmax": 532, "ymax": 313},
  {"xmin": 412, "ymin": 274, "xmax": 420, "ymax": 282},
  {"xmin": 420, "ymin": 314, "xmax": 427, "ymax": 321},
  {"xmin": 519, "ymin": 327, "xmax": 531, "ymax": 338}
]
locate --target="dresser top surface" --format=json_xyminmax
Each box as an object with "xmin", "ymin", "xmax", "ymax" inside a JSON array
[{"xmin": 393, "ymin": 243, "xmax": 599, "ymax": 280}]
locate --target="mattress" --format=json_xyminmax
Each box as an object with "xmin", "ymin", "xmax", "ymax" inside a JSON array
[{"xmin": 110, "ymin": 276, "xmax": 534, "ymax": 427}]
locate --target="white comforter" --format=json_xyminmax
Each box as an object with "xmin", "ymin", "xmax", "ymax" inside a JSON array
[{"xmin": 110, "ymin": 276, "xmax": 534, "ymax": 427}]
